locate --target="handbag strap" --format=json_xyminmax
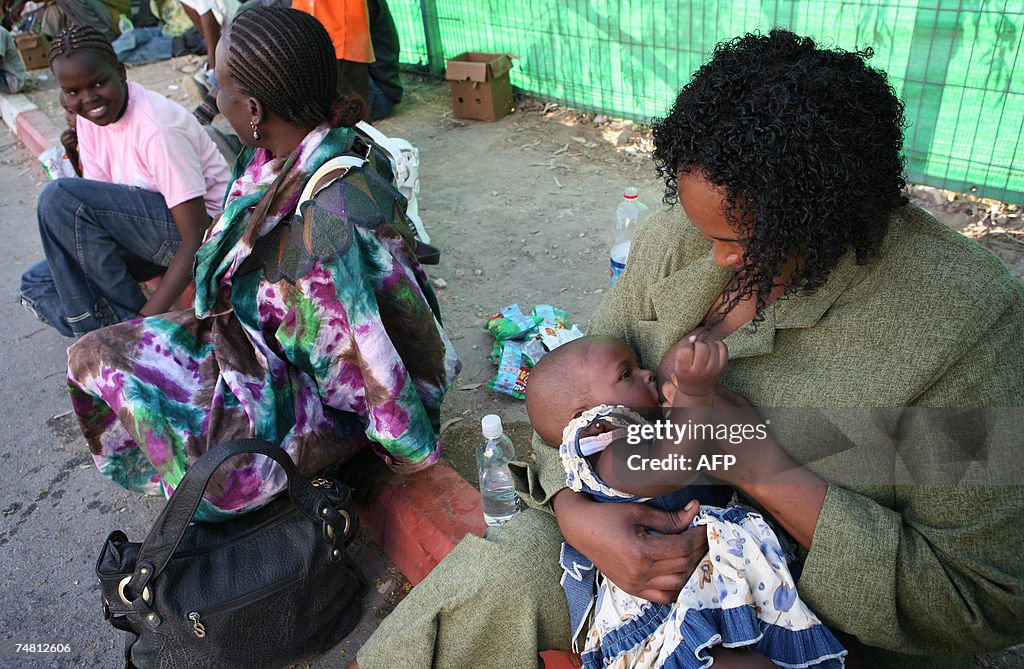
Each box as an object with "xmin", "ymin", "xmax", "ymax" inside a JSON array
[
  {"xmin": 126, "ymin": 439, "xmax": 348, "ymax": 598},
  {"xmin": 235, "ymin": 135, "xmax": 372, "ymax": 279}
]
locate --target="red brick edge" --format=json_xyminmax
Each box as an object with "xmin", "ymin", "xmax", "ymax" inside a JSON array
[
  {"xmin": 355, "ymin": 460, "xmax": 580, "ymax": 668},
  {"xmin": 355, "ymin": 460, "xmax": 487, "ymax": 586},
  {"xmin": 15, "ymin": 108, "xmax": 61, "ymax": 158}
]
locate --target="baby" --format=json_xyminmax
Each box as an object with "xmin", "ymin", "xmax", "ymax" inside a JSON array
[
  {"xmin": 526, "ymin": 336, "xmax": 846, "ymax": 669},
  {"xmin": 38, "ymin": 92, "xmax": 81, "ymax": 180},
  {"xmin": 58, "ymin": 92, "xmax": 82, "ymax": 177},
  {"xmin": 528, "ymin": 334, "xmax": 727, "ymax": 499}
]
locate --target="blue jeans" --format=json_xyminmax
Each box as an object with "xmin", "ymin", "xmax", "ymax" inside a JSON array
[
  {"xmin": 369, "ymin": 77, "xmax": 396, "ymax": 121},
  {"xmin": 19, "ymin": 179, "xmax": 181, "ymax": 337}
]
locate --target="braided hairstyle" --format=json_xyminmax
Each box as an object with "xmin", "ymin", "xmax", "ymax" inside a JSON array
[
  {"xmin": 49, "ymin": 25, "xmax": 118, "ymax": 67},
  {"xmin": 226, "ymin": 6, "xmax": 363, "ymax": 129},
  {"xmin": 651, "ymin": 29, "xmax": 908, "ymax": 325}
]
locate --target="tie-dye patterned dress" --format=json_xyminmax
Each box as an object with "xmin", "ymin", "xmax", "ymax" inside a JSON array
[{"xmin": 67, "ymin": 124, "xmax": 461, "ymax": 520}]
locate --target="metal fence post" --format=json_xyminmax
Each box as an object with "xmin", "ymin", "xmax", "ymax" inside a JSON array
[{"xmin": 420, "ymin": 0, "xmax": 445, "ymax": 76}]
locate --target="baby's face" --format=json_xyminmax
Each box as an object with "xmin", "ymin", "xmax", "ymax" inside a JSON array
[
  {"xmin": 58, "ymin": 92, "xmax": 76, "ymax": 129},
  {"xmin": 584, "ymin": 339, "xmax": 659, "ymax": 410}
]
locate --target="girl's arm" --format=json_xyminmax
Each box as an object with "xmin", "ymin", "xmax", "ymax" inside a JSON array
[{"xmin": 138, "ymin": 196, "xmax": 206, "ymax": 316}]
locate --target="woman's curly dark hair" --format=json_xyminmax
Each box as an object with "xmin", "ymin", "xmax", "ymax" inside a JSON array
[{"xmin": 651, "ymin": 29, "xmax": 908, "ymax": 321}]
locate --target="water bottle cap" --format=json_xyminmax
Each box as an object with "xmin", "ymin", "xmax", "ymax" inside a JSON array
[
  {"xmin": 623, "ymin": 187, "xmax": 639, "ymax": 199},
  {"xmin": 481, "ymin": 414, "xmax": 503, "ymax": 439}
]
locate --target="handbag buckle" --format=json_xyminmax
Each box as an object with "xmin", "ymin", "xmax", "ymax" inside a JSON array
[
  {"xmin": 310, "ymin": 477, "xmax": 332, "ymax": 489},
  {"xmin": 118, "ymin": 576, "xmax": 152, "ymax": 606},
  {"xmin": 323, "ymin": 509, "xmax": 351, "ymax": 543}
]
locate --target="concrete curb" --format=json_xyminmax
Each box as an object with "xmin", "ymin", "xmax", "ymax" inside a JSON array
[
  {"xmin": 0, "ymin": 91, "xmax": 61, "ymax": 158},
  {"xmin": 0, "ymin": 88, "xmax": 580, "ymax": 668}
]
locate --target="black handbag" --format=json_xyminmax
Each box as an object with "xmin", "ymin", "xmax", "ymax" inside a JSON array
[{"xmin": 96, "ymin": 438, "xmax": 367, "ymax": 669}]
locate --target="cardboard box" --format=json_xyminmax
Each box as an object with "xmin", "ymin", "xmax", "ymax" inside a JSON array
[
  {"xmin": 445, "ymin": 52, "xmax": 514, "ymax": 122},
  {"xmin": 14, "ymin": 33, "xmax": 50, "ymax": 71}
]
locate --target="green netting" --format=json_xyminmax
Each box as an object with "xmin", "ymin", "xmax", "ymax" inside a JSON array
[
  {"xmin": 389, "ymin": 1, "xmax": 429, "ymax": 66},
  {"xmin": 391, "ymin": 0, "xmax": 1024, "ymax": 203}
]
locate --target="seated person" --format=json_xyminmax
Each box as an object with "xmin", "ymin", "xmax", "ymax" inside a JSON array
[
  {"xmin": 352, "ymin": 29, "xmax": 1024, "ymax": 669},
  {"xmin": 0, "ymin": 25, "xmax": 26, "ymax": 92},
  {"xmin": 526, "ymin": 335, "xmax": 846, "ymax": 668},
  {"xmin": 176, "ymin": 0, "xmax": 240, "ymax": 124},
  {"xmin": 19, "ymin": 25, "xmax": 230, "ymax": 337},
  {"xmin": 3, "ymin": 0, "xmax": 118, "ymax": 41},
  {"xmin": 67, "ymin": 5, "xmax": 460, "ymax": 523}
]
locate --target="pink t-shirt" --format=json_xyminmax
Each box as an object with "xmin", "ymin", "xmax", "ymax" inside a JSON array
[{"xmin": 77, "ymin": 81, "xmax": 230, "ymax": 217}]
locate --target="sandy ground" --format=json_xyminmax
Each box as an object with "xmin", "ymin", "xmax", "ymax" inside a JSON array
[{"xmin": 6, "ymin": 56, "xmax": 1024, "ymax": 667}]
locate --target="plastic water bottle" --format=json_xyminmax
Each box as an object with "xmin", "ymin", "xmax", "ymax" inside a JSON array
[
  {"xmin": 477, "ymin": 415, "xmax": 521, "ymax": 526},
  {"xmin": 610, "ymin": 187, "xmax": 649, "ymax": 286}
]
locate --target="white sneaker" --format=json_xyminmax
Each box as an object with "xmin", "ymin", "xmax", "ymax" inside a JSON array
[{"xmin": 191, "ymin": 64, "xmax": 210, "ymax": 96}]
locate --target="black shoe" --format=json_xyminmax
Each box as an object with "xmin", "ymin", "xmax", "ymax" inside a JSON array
[
  {"xmin": 193, "ymin": 92, "xmax": 219, "ymax": 125},
  {"xmin": 415, "ymin": 241, "xmax": 441, "ymax": 265}
]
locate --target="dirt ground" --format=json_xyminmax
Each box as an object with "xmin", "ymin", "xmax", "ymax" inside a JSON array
[{"xmin": 15, "ymin": 56, "xmax": 1024, "ymax": 667}]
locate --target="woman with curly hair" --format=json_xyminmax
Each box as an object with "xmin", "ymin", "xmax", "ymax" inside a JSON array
[{"xmin": 353, "ymin": 29, "xmax": 1024, "ymax": 669}]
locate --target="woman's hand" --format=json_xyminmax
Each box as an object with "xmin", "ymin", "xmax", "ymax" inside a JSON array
[
  {"xmin": 552, "ymin": 488, "xmax": 706, "ymax": 604},
  {"xmin": 711, "ymin": 385, "xmax": 828, "ymax": 549}
]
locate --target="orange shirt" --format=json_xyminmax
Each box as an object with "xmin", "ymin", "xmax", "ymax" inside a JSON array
[{"xmin": 292, "ymin": 0, "xmax": 375, "ymax": 63}]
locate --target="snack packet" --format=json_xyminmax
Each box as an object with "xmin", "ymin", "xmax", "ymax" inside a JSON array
[
  {"xmin": 489, "ymin": 341, "xmax": 530, "ymax": 399},
  {"xmin": 486, "ymin": 304, "xmax": 541, "ymax": 342},
  {"xmin": 533, "ymin": 305, "xmax": 569, "ymax": 329}
]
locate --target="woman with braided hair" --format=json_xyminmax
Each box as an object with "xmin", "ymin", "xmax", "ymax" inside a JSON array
[
  {"xmin": 19, "ymin": 25, "xmax": 230, "ymax": 337},
  {"xmin": 65, "ymin": 6, "xmax": 460, "ymax": 521}
]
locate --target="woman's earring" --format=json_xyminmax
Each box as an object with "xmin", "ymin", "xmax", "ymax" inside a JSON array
[{"xmin": 250, "ymin": 119, "xmax": 260, "ymax": 141}]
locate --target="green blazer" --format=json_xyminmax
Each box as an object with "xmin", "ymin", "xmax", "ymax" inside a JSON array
[{"xmin": 521, "ymin": 203, "xmax": 1024, "ymax": 668}]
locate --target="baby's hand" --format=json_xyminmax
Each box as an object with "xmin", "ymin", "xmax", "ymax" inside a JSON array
[
  {"xmin": 664, "ymin": 338, "xmax": 727, "ymax": 401},
  {"xmin": 60, "ymin": 128, "xmax": 78, "ymax": 156}
]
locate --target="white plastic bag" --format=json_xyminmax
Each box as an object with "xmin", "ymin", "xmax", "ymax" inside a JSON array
[
  {"xmin": 356, "ymin": 121, "xmax": 429, "ymax": 244},
  {"xmin": 38, "ymin": 146, "xmax": 78, "ymax": 180}
]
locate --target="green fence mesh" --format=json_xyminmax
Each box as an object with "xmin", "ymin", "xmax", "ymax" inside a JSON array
[{"xmin": 388, "ymin": 0, "xmax": 1024, "ymax": 203}]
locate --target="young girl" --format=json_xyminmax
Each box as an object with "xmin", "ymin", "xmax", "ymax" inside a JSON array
[
  {"xmin": 525, "ymin": 336, "xmax": 847, "ymax": 669},
  {"xmin": 18, "ymin": 25, "xmax": 230, "ymax": 337}
]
